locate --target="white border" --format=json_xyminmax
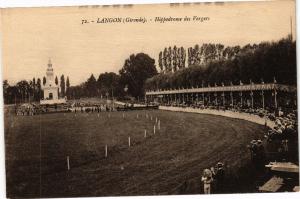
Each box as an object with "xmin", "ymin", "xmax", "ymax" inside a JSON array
[
  {"xmin": 0, "ymin": 0, "xmax": 299, "ymax": 199},
  {"xmin": 0, "ymin": 0, "xmax": 268, "ymax": 8}
]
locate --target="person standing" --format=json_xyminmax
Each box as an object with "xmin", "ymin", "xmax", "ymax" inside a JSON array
[
  {"xmin": 201, "ymin": 169, "xmax": 213, "ymax": 194},
  {"xmin": 215, "ymin": 162, "xmax": 225, "ymax": 193}
]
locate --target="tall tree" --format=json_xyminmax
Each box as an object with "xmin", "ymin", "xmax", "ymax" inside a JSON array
[
  {"xmin": 32, "ymin": 78, "xmax": 36, "ymax": 101},
  {"xmin": 36, "ymin": 78, "xmax": 42, "ymax": 100},
  {"xmin": 66, "ymin": 76, "xmax": 70, "ymax": 98},
  {"xmin": 60, "ymin": 75, "xmax": 65, "ymax": 97},
  {"xmin": 163, "ymin": 48, "xmax": 168, "ymax": 71},
  {"xmin": 98, "ymin": 72, "xmax": 121, "ymax": 98},
  {"xmin": 3, "ymin": 80, "xmax": 10, "ymax": 104},
  {"xmin": 158, "ymin": 51, "xmax": 163, "ymax": 72},
  {"xmin": 55, "ymin": 76, "xmax": 58, "ymax": 85},
  {"xmin": 86, "ymin": 74, "xmax": 97, "ymax": 97},
  {"xmin": 119, "ymin": 53, "xmax": 157, "ymax": 98},
  {"xmin": 16, "ymin": 80, "xmax": 30, "ymax": 103},
  {"xmin": 173, "ymin": 46, "xmax": 178, "ymax": 72},
  {"xmin": 167, "ymin": 46, "xmax": 172, "ymax": 72},
  {"xmin": 42, "ymin": 76, "xmax": 46, "ymax": 86},
  {"xmin": 180, "ymin": 47, "xmax": 186, "ymax": 68}
]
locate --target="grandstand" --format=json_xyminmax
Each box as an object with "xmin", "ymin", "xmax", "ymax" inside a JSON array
[{"xmin": 145, "ymin": 80, "xmax": 296, "ymax": 111}]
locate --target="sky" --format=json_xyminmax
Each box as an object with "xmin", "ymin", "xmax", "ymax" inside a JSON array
[{"xmin": 0, "ymin": 0, "xmax": 296, "ymax": 86}]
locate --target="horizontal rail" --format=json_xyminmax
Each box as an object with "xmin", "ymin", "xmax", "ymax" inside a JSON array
[{"xmin": 146, "ymin": 83, "xmax": 296, "ymax": 95}]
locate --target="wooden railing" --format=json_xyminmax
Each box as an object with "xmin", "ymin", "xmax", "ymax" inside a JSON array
[{"xmin": 146, "ymin": 83, "xmax": 296, "ymax": 95}]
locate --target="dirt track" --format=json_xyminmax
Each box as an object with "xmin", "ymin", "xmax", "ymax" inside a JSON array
[{"xmin": 5, "ymin": 110, "xmax": 266, "ymax": 197}]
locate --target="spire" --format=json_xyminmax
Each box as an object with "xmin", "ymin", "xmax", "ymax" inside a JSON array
[
  {"xmin": 48, "ymin": 58, "xmax": 52, "ymax": 68},
  {"xmin": 46, "ymin": 58, "xmax": 53, "ymax": 75}
]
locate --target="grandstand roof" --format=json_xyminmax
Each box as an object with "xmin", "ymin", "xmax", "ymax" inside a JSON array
[{"xmin": 146, "ymin": 83, "xmax": 296, "ymax": 95}]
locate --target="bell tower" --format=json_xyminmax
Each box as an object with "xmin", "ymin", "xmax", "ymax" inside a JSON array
[
  {"xmin": 46, "ymin": 58, "xmax": 54, "ymax": 85},
  {"xmin": 42, "ymin": 58, "xmax": 59, "ymax": 101},
  {"xmin": 40, "ymin": 59, "xmax": 66, "ymax": 105}
]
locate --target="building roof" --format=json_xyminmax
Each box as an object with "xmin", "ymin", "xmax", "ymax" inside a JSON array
[{"xmin": 146, "ymin": 83, "xmax": 296, "ymax": 95}]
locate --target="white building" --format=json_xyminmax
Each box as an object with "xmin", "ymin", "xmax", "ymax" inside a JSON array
[{"xmin": 40, "ymin": 59, "xmax": 66, "ymax": 105}]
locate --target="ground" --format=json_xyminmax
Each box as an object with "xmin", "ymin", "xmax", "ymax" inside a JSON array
[{"xmin": 4, "ymin": 109, "xmax": 267, "ymax": 197}]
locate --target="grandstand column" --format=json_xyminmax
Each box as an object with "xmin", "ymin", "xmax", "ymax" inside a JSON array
[
  {"xmin": 274, "ymin": 89, "xmax": 278, "ymax": 109},
  {"xmin": 202, "ymin": 93, "xmax": 205, "ymax": 106},
  {"xmin": 214, "ymin": 93, "xmax": 218, "ymax": 105},
  {"xmin": 208, "ymin": 93, "xmax": 211, "ymax": 104},
  {"xmin": 250, "ymin": 91, "xmax": 254, "ymax": 108},
  {"xmin": 239, "ymin": 91, "xmax": 243, "ymax": 107},
  {"xmin": 261, "ymin": 90, "xmax": 265, "ymax": 110},
  {"xmin": 167, "ymin": 94, "xmax": 169, "ymax": 104},
  {"xmin": 196, "ymin": 93, "xmax": 199, "ymax": 103},
  {"xmin": 222, "ymin": 92, "xmax": 225, "ymax": 106},
  {"xmin": 273, "ymin": 77, "xmax": 278, "ymax": 109},
  {"xmin": 230, "ymin": 91, "xmax": 233, "ymax": 106}
]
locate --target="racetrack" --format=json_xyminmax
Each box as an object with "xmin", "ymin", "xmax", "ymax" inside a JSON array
[{"xmin": 4, "ymin": 109, "xmax": 267, "ymax": 197}]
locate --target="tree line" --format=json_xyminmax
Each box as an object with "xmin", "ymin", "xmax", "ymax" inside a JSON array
[
  {"xmin": 3, "ymin": 36, "xmax": 295, "ymax": 104},
  {"xmin": 158, "ymin": 43, "xmax": 257, "ymax": 73},
  {"xmin": 158, "ymin": 46, "xmax": 186, "ymax": 72},
  {"xmin": 3, "ymin": 53, "xmax": 157, "ymax": 104},
  {"xmin": 146, "ymin": 36, "xmax": 296, "ymax": 91},
  {"xmin": 3, "ymin": 75, "xmax": 70, "ymax": 104},
  {"xmin": 68, "ymin": 53, "xmax": 157, "ymax": 100}
]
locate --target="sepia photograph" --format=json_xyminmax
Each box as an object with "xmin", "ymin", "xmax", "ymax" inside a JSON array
[{"xmin": 0, "ymin": 0, "xmax": 299, "ymax": 198}]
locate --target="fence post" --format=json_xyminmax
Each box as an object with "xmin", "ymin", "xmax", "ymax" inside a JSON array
[
  {"xmin": 128, "ymin": 136, "xmax": 131, "ymax": 147},
  {"xmin": 154, "ymin": 125, "xmax": 156, "ymax": 134},
  {"xmin": 158, "ymin": 120, "xmax": 161, "ymax": 130},
  {"xmin": 105, "ymin": 145, "xmax": 108, "ymax": 158},
  {"xmin": 67, "ymin": 156, "xmax": 70, "ymax": 171},
  {"xmin": 144, "ymin": 129, "xmax": 147, "ymax": 138}
]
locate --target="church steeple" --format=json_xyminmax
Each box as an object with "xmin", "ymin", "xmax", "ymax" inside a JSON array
[
  {"xmin": 48, "ymin": 58, "xmax": 52, "ymax": 68},
  {"xmin": 46, "ymin": 58, "xmax": 54, "ymax": 81},
  {"xmin": 41, "ymin": 58, "xmax": 61, "ymax": 103}
]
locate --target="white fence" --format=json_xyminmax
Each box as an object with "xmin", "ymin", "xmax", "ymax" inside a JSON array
[
  {"xmin": 40, "ymin": 98, "xmax": 66, "ymax": 105},
  {"xmin": 159, "ymin": 106, "xmax": 276, "ymax": 128}
]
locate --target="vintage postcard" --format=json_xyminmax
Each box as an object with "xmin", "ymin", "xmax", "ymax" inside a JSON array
[{"xmin": 0, "ymin": 0, "xmax": 298, "ymax": 198}]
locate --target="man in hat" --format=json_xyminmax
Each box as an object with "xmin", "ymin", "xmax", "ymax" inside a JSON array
[
  {"xmin": 250, "ymin": 140, "xmax": 258, "ymax": 163},
  {"xmin": 256, "ymin": 140, "xmax": 265, "ymax": 169},
  {"xmin": 215, "ymin": 162, "xmax": 225, "ymax": 193}
]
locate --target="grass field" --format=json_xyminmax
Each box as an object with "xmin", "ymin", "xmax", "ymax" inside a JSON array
[{"xmin": 4, "ymin": 109, "xmax": 267, "ymax": 197}]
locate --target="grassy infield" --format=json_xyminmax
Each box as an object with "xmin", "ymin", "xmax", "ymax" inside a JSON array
[{"xmin": 4, "ymin": 109, "xmax": 267, "ymax": 197}]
